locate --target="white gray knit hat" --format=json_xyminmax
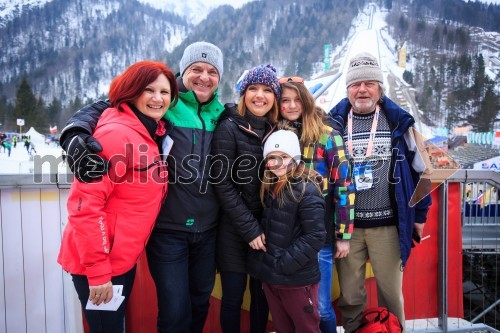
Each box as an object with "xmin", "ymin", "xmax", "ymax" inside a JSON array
[
  {"xmin": 263, "ymin": 130, "xmax": 302, "ymax": 164},
  {"xmin": 345, "ymin": 52, "xmax": 383, "ymax": 88},
  {"xmin": 179, "ymin": 41, "xmax": 223, "ymax": 79}
]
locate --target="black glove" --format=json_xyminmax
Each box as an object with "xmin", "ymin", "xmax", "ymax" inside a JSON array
[{"xmin": 63, "ymin": 131, "xmax": 109, "ymax": 183}]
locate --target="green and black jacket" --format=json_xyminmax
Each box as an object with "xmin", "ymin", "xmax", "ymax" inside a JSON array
[{"xmin": 155, "ymin": 79, "xmax": 225, "ymax": 232}]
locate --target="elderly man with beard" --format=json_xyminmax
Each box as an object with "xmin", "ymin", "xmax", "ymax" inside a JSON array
[{"xmin": 328, "ymin": 52, "xmax": 432, "ymax": 333}]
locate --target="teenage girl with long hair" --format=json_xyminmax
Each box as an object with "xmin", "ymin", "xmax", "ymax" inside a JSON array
[{"xmin": 278, "ymin": 78, "xmax": 355, "ymax": 333}]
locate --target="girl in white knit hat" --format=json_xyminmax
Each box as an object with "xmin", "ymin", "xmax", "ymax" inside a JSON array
[{"xmin": 247, "ymin": 129, "xmax": 326, "ymax": 333}]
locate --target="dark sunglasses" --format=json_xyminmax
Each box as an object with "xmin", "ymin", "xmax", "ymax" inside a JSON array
[{"xmin": 278, "ymin": 76, "xmax": 304, "ymax": 84}]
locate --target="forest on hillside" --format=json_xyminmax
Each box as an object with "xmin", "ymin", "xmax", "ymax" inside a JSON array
[{"xmin": 386, "ymin": 0, "xmax": 500, "ymax": 132}]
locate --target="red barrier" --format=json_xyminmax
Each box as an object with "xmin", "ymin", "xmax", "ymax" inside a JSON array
[
  {"xmin": 84, "ymin": 183, "xmax": 464, "ymax": 332},
  {"xmin": 401, "ymin": 183, "xmax": 463, "ymax": 319}
]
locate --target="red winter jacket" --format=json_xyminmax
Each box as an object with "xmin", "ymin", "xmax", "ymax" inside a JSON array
[{"xmin": 58, "ymin": 103, "xmax": 167, "ymax": 285}]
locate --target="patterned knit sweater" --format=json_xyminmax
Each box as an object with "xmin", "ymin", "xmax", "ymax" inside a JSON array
[{"xmin": 342, "ymin": 110, "xmax": 396, "ymax": 228}]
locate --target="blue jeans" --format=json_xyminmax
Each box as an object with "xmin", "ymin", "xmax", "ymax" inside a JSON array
[
  {"xmin": 146, "ymin": 228, "xmax": 217, "ymax": 333},
  {"xmin": 318, "ymin": 244, "xmax": 337, "ymax": 333},
  {"xmin": 72, "ymin": 266, "xmax": 136, "ymax": 333},
  {"xmin": 220, "ymin": 271, "xmax": 269, "ymax": 333}
]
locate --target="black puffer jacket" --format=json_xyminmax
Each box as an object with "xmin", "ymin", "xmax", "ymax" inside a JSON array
[
  {"xmin": 211, "ymin": 106, "xmax": 275, "ymax": 273},
  {"xmin": 247, "ymin": 180, "xmax": 326, "ymax": 286}
]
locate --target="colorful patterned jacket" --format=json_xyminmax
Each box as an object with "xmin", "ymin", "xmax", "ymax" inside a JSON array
[{"xmin": 293, "ymin": 122, "xmax": 355, "ymax": 244}]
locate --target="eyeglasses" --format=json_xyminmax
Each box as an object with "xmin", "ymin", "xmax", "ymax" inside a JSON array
[{"xmin": 278, "ymin": 76, "xmax": 304, "ymax": 84}]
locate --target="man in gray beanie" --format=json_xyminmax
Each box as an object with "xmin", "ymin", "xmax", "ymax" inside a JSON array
[
  {"xmin": 180, "ymin": 41, "xmax": 223, "ymax": 78},
  {"xmin": 58, "ymin": 41, "xmax": 225, "ymax": 333},
  {"xmin": 328, "ymin": 52, "xmax": 433, "ymax": 333},
  {"xmin": 344, "ymin": 52, "xmax": 384, "ymax": 89},
  {"xmin": 146, "ymin": 40, "xmax": 225, "ymax": 333}
]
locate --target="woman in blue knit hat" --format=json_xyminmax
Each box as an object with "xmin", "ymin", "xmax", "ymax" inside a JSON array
[{"xmin": 211, "ymin": 64, "xmax": 281, "ymax": 333}]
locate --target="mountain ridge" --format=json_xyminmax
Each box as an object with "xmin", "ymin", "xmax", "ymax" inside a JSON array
[{"xmin": 0, "ymin": 0, "xmax": 498, "ymax": 132}]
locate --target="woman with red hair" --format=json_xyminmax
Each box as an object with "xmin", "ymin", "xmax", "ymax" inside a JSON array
[{"xmin": 58, "ymin": 60, "xmax": 178, "ymax": 333}]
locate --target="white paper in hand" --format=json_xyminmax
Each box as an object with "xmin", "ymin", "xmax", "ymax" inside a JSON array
[
  {"xmin": 113, "ymin": 285, "xmax": 123, "ymax": 296},
  {"xmin": 85, "ymin": 285, "xmax": 124, "ymax": 311}
]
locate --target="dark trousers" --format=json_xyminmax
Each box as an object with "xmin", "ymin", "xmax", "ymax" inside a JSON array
[
  {"xmin": 220, "ymin": 271, "xmax": 269, "ymax": 333},
  {"xmin": 263, "ymin": 282, "xmax": 321, "ymax": 333},
  {"xmin": 146, "ymin": 228, "xmax": 217, "ymax": 333},
  {"xmin": 72, "ymin": 266, "xmax": 137, "ymax": 333}
]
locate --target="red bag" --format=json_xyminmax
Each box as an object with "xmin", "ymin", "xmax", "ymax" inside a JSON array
[{"xmin": 356, "ymin": 307, "xmax": 403, "ymax": 333}]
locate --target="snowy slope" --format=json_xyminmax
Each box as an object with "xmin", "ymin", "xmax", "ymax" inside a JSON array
[{"xmin": 309, "ymin": 3, "xmax": 433, "ymax": 138}]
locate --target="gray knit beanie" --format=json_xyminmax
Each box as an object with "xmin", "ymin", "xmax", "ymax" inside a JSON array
[
  {"xmin": 179, "ymin": 41, "xmax": 223, "ymax": 79},
  {"xmin": 345, "ymin": 52, "xmax": 383, "ymax": 88}
]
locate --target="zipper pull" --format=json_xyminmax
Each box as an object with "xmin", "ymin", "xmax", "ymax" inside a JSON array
[{"xmin": 193, "ymin": 131, "xmax": 196, "ymax": 144}]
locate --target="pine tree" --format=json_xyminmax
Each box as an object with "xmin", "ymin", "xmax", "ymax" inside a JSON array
[
  {"xmin": 35, "ymin": 96, "xmax": 49, "ymax": 133},
  {"xmin": 0, "ymin": 95, "xmax": 14, "ymax": 130},
  {"xmin": 71, "ymin": 96, "xmax": 84, "ymax": 111},
  {"xmin": 403, "ymin": 70, "xmax": 413, "ymax": 85},
  {"xmin": 13, "ymin": 77, "xmax": 38, "ymax": 131},
  {"xmin": 432, "ymin": 26, "xmax": 441, "ymax": 50},
  {"xmin": 472, "ymin": 53, "xmax": 486, "ymax": 101},
  {"xmin": 445, "ymin": 93, "xmax": 460, "ymax": 130},
  {"xmin": 469, "ymin": 87, "xmax": 499, "ymax": 132},
  {"xmin": 47, "ymin": 97, "xmax": 62, "ymax": 126}
]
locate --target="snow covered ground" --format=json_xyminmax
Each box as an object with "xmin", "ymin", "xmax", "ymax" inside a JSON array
[{"xmin": 0, "ymin": 136, "xmax": 67, "ymax": 175}]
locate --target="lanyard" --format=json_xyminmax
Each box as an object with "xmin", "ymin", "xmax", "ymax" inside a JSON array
[{"xmin": 347, "ymin": 105, "xmax": 380, "ymax": 159}]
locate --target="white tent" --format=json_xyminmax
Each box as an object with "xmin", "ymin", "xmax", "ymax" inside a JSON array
[{"xmin": 25, "ymin": 127, "xmax": 45, "ymax": 144}]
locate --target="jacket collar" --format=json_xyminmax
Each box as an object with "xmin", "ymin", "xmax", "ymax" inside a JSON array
[
  {"xmin": 223, "ymin": 104, "xmax": 275, "ymax": 140},
  {"xmin": 127, "ymin": 103, "xmax": 159, "ymax": 139}
]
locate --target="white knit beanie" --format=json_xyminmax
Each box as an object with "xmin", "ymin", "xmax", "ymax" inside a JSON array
[
  {"xmin": 345, "ymin": 52, "xmax": 383, "ymax": 88},
  {"xmin": 263, "ymin": 130, "xmax": 301, "ymax": 164},
  {"xmin": 179, "ymin": 41, "xmax": 223, "ymax": 78}
]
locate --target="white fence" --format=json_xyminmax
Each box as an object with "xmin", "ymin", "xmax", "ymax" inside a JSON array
[{"xmin": 0, "ymin": 174, "xmax": 82, "ymax": 333}]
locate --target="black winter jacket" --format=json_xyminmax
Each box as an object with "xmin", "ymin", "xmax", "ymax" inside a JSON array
[
  {"xmin": 247, "ymin": 180, "xmax": 326, "ymax": 286},
  {"xmin": 211, "ymin": 106, "xmax": 275, "ymax": 273}
]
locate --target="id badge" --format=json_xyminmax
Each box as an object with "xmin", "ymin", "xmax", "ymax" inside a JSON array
[{"xmin": 353, "ymin": 162, "xmax": 374, "ymax": 191}]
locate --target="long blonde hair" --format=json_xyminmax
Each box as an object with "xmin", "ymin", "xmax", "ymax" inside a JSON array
[
  {"xmin": 280, "ymin": 82, "xmax": 327, "ymax": 144},
  {"xmin": 260, "ymin": 159, "xmax": 322, "ymax": 207}
]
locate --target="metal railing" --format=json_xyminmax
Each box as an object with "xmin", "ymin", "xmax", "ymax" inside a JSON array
[{"xmin": 440, "ymin": 169, "xmax": 500, "ymax": 333}]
